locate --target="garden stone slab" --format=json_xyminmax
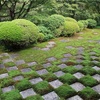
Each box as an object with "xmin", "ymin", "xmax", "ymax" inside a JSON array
[
  {"xmin": 93, "ymin": 74, "xmax": 100, "ymax": 82},
  {"xmin": 3, "ymin": 59, "xmax": 13, "ymax": 64},
  {"xmin": 6, "ymin": 66, "xmax": 18, "ymax": 72},
  {"xmin": 46, "ymin": 44, "xmax": 54, "ymax": 48},
  {"xmin": 54, "ymin": 71, "xmax": 65, "ymax": 77},
  {"xmin": 76, "ymin": 59, "xmax": 83, "ymax": 63},
  {"xmin": 47, "ymin": 57, "xmax": 56, "ymax": 62},
  {"xmin": 89, "ymin": 52, "xmax": 96, "ymax": 55},
  {"xmin": 73, "ymin": 72, "xmax": 84, "ymax": 79},
  {"xmin": 21, "ymin": 68, "xmax": 32, "ymax": 73},
  {"xmin": 49, "ymin": 80, "xmax": 63, "ymax": 89},
  {"xmin": 29, "ymin": 77, "xmax": 43, "ymax": 85},
  {"xmin": 64, "ymin": 53, "xmax": 72, "ymax": 58},
  {"xmin": 77, "ymin": 47, "xmax": 84, "ymax": 50},
  {"xmin": 93, "ymin": 66, "xmax": 100, "ymax": 71},
  {"xmin": 77, "ymin": 50, "xmax": 84, "ymax": 54},
  {"xmin": 27, "ymin": 62, "xmax": 37, "ymax": 67},
  {"xmin": 0, "ymin": 73, "xmax": 9, "ymax": 79},
  {"xmin": 58, "ymin": 64, "xmax": 67, "ymax": 69},
  {"xmin": 66, "ymin": 46, "xmax": 74, "ymax": 49},
  {"xmin": 1, "ymin": 53, "xmax": 10, "ymax": 57},
  {"xmin": 20, "ymin": 88, "xmax": 36, "ymax": 99},
  {"xmin": 67, "ymin": 95, "xmax": 83, "ymax": 100},
  {"xmin": 36, "ymin": 69, "xmax": 48, "ymax": 75},
  {"xmin": 41, "ymin": 48, "xmax": 50, "ymax": 51},
  {"xmin": 60, "ymin": 39, "xmax": 68, "ymax": 42},
  {"xmin": 43, "ymin": 63, "xmax": 52, "ymax": 68},
  {"xmin": 70, "ymin": 82, "xmax": 85, "ymax": 92},
  {"xmin": 2, "ymin": 86, "xmax": 15, "ymax": 93},
  {"xmin": 92, "ymin": 60, "xmax": 99, "ymax": 64},
  {"xmin": 0, "ymin": 64, "xmax": 5, "ymax": 68},
  {"xmin": 10, "ymin": 53, "xmax": 19, "ymax": 59},
  {"xmin": 13, "ymin": 76, "xmax": 24, "ymax": 81},
  {"xmin": 92, "ymin": 84, "xmax": 100, "ymax": 94},
  {"xmin": 91, "ymin": 56, "xmax": 98, "ymax": 60},
  {"xmin": 42, "ymin": 91, "xmax": 60, "ymax": 100},
  {"xmin": 75, "ymin": 55, "xmax": 84, "ymax": 59},
  {"xmin": 15, "ymin": 60, "xmax": 25, "ymax": 66},
  {"xmin": 74, "ymin": 65, "xmax": 83, "ymax": 69},
  {"xmin": 48, "ymin": 41, "xmax": 56, "ymax": 45},
  {"xmin": 61, "ymin": 58, "xmax": 68, "ymax": 63}
]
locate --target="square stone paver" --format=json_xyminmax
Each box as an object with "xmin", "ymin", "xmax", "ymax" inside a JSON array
[
  {"xmin": 66, "ymin": 46, "xmax": 74, "ymax": 49},
  {"xmin": 67, "ymin": 95, "xmax": 83, "ymax": 100},
  {"xmin": 3, "ymin": 59, "xmax": 13, "ymax": 64},
  {"xmin": 13, "ymin": 76, "xmax": 24, "ymax": 81},
  {"xmin": 47, "ymin": 57, "xmax": 56, "ymax": 62},
  {"xmin": 73, "ymin": 72, "xmax": 84, "ymax": 79},
  {"xmin": 46, "ymin": 44, "xmax": 54, "ymax": 48},
  {"xmin": 92, "ymin": 84, "xmax": 100, "ymax": 94},
  {"xmin": 49, "ymin": 80, "xmax": 63, "ymax": 89},
  {"xmin": 93, "ymin": 66, "xmax": 100, "ymax": 71},
  {"xmin": 10, "ymin": 53, "xmax": 18, "ymax": 59},
  {"xmin": 61, "ymin": 58, "xmax": 68, "ymax": 63},
  {"xmin": 29, "ymin": 77, "xmax": 43, "ymax": 85},
  {"xmin": 20, "ymin": 88, "xmax": 36, "ymax": 99},
  {"xmin": 41, "ymin": 48, "xmax": 50, "ymax": 51},
  {"xmin": 15, "ymin": 60, "xmax": 25, "ymax": 66},
  {"xmin": 43, "ymin": 63, "xmax": 52, "ymax": 68},
  {"xmin": 6, "ymin": 66, "xmax": 18, "ymax": 72},
  {"xmin": 42, "ymin": 91, "xmax": 60, "ymax": 100},
  {"xmin": 91, "ymin": 56, "xmax": 98, "ymax": 60},
  {"xmin": 54, "ymin": 71, "xmax": 65, "ymax": 77},
  {"xmin": 89, "ymin": 52, "xmax": 96, "ymax": 55},
  {"xmin": 93, "ymin": 74, "xmax": 100, "ymax": 82},
  {"xmin": 27, "ymin": 62, "xmax": 37, "ymax": 67},
  {"xmin": 36, "ymin": 69, "xmax": 48, "ymax": 75},
  {"xmin": 74, "ymin": 65, "xmax": 83, "ymax": 69},
  {"xmin": 64, "ymin": 53, "xmax": 72, "ymax": 58},
  {"xmin": 0, "ymin": 73, "xmax": 9, "ymax": 79},
  {"xmin": 21, "ymin": 68, "xmax": 32, "ymax": 73},
  {"xmin": 76, "ymin": 59, "xmax": 83, "ymax": 63},
  {"xmin": 48, "ymin": 41, "xmax": 56, "ymax": 45},
  {"xmin": 70, "ymin": 82, "xmax": 85, "ymax": 92},
  {"xmin": 2, "ymin": 86, "xmax": 15, "ymax": 93},
  {"xmin": 58, "ymin": 64, "xmax": 67, "ymax": 69},
  {"xmin": 0, "ymin": 64, "xmax": 5, "ymax": 68}
]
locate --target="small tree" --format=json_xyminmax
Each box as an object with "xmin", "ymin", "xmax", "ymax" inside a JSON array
[{"xmin": 0, "ymin": 0, "xmax": 46, "ymax": 21}]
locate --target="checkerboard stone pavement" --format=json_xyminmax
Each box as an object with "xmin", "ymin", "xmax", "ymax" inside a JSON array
[{"xmin": 0, "ymin": 51, "xmax": 100, "ymax": 100}]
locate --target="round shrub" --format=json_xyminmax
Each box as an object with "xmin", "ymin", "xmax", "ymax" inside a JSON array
[
  {"xmin": 0, "ymin": 19, "xmax": 39, "ymax": 49},
  {"xmin": 62, "ymin": 21, "xmax": 80, "ymax": 36},
  {"xmin": 38, "ymin": 26, "xmax": 51, "ymax": 35},
  {"xmin": 38, "ymin": 33, "xmax": 45, "ymax": 42},
  {"xmin": 65, "ymin": 17, "xmax": 77, "ymax": 23},
  {"xmin": 78, "ymin": 21, "xmax": 84, "ymax": 31},
  {"xmin": 43, "ymin": 14, "xmax": 65, "ymax": 36},
  {"xmin": 78, "ymin": 20, "xmax": 88, "ymax": 29},
  {"xmin": 38, "ymin": 26, "xmax": 53, "ymax": 41},
  {"xmin": 87, "ymin": 19, "xmax": 97, "ymax": 28}
]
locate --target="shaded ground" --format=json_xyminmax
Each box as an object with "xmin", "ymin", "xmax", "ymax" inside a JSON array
[{"xmin": 0, "ymin": 28, "xmax": 100, "ymax": 100}]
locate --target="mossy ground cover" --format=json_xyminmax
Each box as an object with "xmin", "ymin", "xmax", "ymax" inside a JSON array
[{"xmin": 0, "ymin": 28, "xmax": 100, "ymax": 100}]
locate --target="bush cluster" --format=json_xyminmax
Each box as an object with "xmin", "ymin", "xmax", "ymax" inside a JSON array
[
  {"xmin": 87, "ymin": 19, "xmax": 97, "ymax": 28},
  {"xmin": 0, "ymin": 19, "xmax": 39, "ymax": 50},
  {"xmin": 0, "ymin": 14, "xmax": 97, "ymax": 50}
]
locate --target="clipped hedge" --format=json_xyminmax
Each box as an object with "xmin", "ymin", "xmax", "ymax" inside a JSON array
[
  {"xmin": 78, "ymin": 20, "xmax": 88, "ymax": 29},
  {"xmin": 87, "ymin": 19, "xmax": 97, "ymax": 28},
  {"xmin": 0, "ymin": 19, "xmax": 39, "ymax": 49},
  {"xmin": 78, "ymin": 21, "xmax": 84, "ymax": 31},
  {"xmin": 43, "ymin": 14, "xmax": 65, "ymax": 36},
  {"xmin": 62, "ymin": 21, "xmax": 80, "ymax": 36},
  {"xmin": 65, "ymin": 17, "xmax": 77, "ymax": 23}
]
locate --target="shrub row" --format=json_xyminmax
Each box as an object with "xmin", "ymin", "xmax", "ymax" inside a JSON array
[{"xmin": 0, "ymin": 14, "xmax": 97, "ymax": 50}]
